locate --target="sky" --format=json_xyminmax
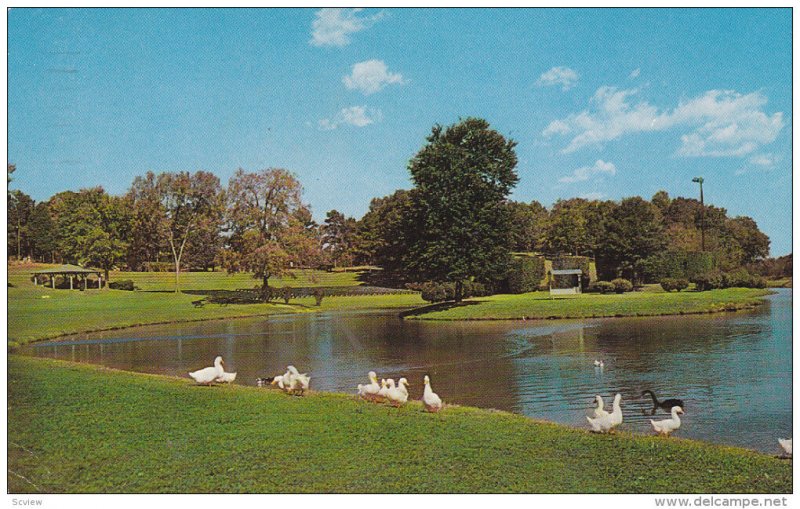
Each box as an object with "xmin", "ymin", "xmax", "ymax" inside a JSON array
[{"xmin": 8, "ymin": 8, "xmax": 793, "ymax": 255}]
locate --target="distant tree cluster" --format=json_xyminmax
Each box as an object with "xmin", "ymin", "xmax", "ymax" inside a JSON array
[{"xmin": 7, "ymin": 117, "xmax": 776, "ymax": 296}]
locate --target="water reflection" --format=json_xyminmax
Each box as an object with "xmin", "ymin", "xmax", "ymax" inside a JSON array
[{"xmin": 21, "ymin": 289, "xmax": 791, "ymax": 453}]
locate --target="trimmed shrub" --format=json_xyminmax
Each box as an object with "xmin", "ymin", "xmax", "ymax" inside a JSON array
[
  {"xmin": 589, "ymin": 281, "xmax": 615, "ymax": 294},
  {"xmin": 419, "ymin": 282, "xmax": 453, "ymax": 303},
  {"xmin": 611, "ymin": 278, "xmax": 633, "ymax": 294},
  {"xmin": 692, "ymin": 270, "xmax": 765, "ymax": 291},
  {"xmin": 463, "ymin": 280, "xmax": 492, "ymax": 298},
  {"xmin": 660, "ymin": 278, "xmax": 689, "ymax": 292},
  {"xmin": 109, "ymin": 279, "xmax": 137, "ymax": 291},
  {"xmin": 507, "ymin": 256, "xmax": 546, "ymax": 294},
  {"xmin": 691, "ymin": 272, "xmax": 724, "ymax": 291}
]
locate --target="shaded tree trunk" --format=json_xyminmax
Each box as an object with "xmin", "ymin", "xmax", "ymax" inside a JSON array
[{"xmin": 454, "ymin": 280, "xmax": 463, "ymax": 303}]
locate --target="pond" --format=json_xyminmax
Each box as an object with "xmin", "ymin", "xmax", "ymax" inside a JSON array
[{"xmin": 20, "ymin": 288, "xmax": 791, "ymax": 454}]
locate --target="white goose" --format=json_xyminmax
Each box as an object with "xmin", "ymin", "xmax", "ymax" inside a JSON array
[
  {"xmin": 650, "ymin": 406, "xmax": 684, "ymax": 436},
  {"xmin": 592, "ymin": 395, "xmax": 610, "ymax": 418},
  {"xmin": 189, "ymin": 356, "xmax": 224, "ymax": 385},
  {"xmin": 586, "ymin": 410, "xmax": 615, "ymax": 433},
  {"xmin": 422, "ymin": 375, "xmax": 442, "ymax": 412},
  {"xmin": 778, "ymin": 439, "xmax": 792, "ymax": 458},
  {"xmin": 386, "ymin": 377, "xmax": 409, "ymax": 407},
  {"xmin": 357, "ymin": 371, "xmax": 381, "ymax": 401},
  {"xmin": 609, "ymin": 394, "xmax": 623, "ymax": 429}
]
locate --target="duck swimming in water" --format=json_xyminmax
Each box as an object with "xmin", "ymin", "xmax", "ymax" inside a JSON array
[{"xmin": 642, "ymin": 390, "xmax": 685, "ymax": 415}]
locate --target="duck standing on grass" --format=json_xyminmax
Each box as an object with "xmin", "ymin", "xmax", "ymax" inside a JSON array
[
  {"xmin": 609, "ymin": 394, "xmax": 623, "ymax": 430},
  {"xmin": 422, "ymin": 375, "xmax": 442, "ymax": 412},
  {"xmin": 375, "ymin": 379, "xmax": 389, "ymax": 403},
  {"xmin": 189, "ymin": 356, "xmax": 224, "ymax": 385},
  {"xmin": 650, "ymin": 406, "xmax": 684, "ymax": 436},
  {"xmin": 778, "ymin": 439, "xmax": 792, "ymax": 458},
  {"xmin": 357, "ymin": 371, "xmax": 381, "ymax": 401},
  {"xmin": 386, "ymin": 378, "xmax": 409, "ymax": 407}
]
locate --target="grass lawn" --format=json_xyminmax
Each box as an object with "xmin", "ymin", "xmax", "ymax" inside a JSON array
[
  {"xmin": 7, "ymin": 356, "xmax": 791, "ymax": 493},
  {"xmin": 8, "ymin": 263, "xmax": 423, "ymax": 346},
  {"xmin": 406, "ymin": 287, "xmax": 773, "ymax": 321}
]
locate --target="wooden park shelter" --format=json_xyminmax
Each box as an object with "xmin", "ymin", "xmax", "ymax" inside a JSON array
[
  {"xmin": 31, "ymin": 264, "xmax": 105, "ymax": 290},
  {"xmin": 548, "ymin": 268, "xmax": 583, "ymax": 296}
]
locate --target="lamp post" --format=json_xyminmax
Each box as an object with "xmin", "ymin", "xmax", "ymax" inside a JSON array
[{"xmin": 692, "ymin": 177, "xmax": 705, "ymax": 251}]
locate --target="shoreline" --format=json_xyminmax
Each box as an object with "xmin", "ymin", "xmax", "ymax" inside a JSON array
[
  {"xmin": 9, "ymin": 355, "xmax": 779, "ymax": 456},
  {"xmin": 11, "ymin": 289, "xmax": 776, "ymax": 347},
  {"xmin": 402, "ymin": 300, "xmax": 767, "ymax": 321},
  {"xmin": 8, "ymin": 355, "xmax": 791, "ymax": 493}
]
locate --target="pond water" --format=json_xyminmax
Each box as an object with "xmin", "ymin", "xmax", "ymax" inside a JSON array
[{"xmin": 20, "ymin": 289, "xmax": 792, "ymax": 453}]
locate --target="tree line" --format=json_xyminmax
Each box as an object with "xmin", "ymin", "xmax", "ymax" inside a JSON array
[{"xmin": 7, "ymin": 118, "xmax": 774, "ymax": 297}]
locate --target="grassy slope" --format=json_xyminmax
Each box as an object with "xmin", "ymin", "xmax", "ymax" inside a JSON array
[
  {"xmin": 8, "ymin": 264, "xmax": 423, "ymax": 346},
  {"xmin": 407, "ymin": 287, "xmax": 772, "ymax": 321},
  {"xmin": 8, "ymin": 356, "xmax": 791, "ymax": 494}
]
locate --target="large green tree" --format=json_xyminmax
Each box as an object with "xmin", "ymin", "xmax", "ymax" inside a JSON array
[
  {"xmin": 222, "ymin": 168, "xmax": 320, "ymax": 296},
  {"xmin": 155, "ymin": 171, "xmax": 224, "ymax": 292},
  {"xmin": 8, "ymin": 190, "xmax": 34, "ymax": 260},
  {"xmin": 48, "ymin": 188, "xmax": 130, "ymax": 282},
  {"xmin": 406, "ymin": 118, "xmax": 519, "ymax": 301},
  {"xmin": 321, "ymin": 210, "xmax": 358, "ymax": 268},
  {"xmin": 126, "ymin": 172, "xmax": 168, "ymax": 271},
  {"xmin": 507, "ymin": 200, "xmax": 548, "ymax": 253},
  {"xmin": 356, "ymin": 189, "xmax": 418, "ymax": 279},
  {"xmin": 596, "ymin": 197, "xmax": 666, "ymax": 280}
]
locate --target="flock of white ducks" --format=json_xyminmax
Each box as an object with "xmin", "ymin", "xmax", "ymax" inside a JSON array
[
  {"xmin": 190, "ymin": 356, "xmax": 790, "ymax": 455},
  {"xmin": 358, "ymin": 371, "xmax": 441, "ymax": 411}
]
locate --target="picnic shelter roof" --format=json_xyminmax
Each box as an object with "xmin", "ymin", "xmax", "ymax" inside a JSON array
[{"xmin": 31, "ymin": 264, "xmax": 102, "ymax": 275}]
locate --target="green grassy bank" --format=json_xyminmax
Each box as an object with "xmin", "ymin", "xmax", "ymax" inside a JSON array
[
  {"xmin": 8, "ymin": 356, "xmax": 791, "ymax": 493},
  {"xmin": 8, "ymin": 264, "xmax": 423, "ymax": 346},
  {"xmin": 406, "ymin": 287, "xmax": 773, "ymax": 321}
]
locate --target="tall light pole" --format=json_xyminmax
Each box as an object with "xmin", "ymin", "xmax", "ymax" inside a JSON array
[{"xmin": 692, "ymin": 177, "xmax": 705, "ymax": 251}]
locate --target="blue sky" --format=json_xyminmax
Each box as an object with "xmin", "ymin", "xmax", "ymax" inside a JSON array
[{"xmin": 8, "ymin": 8, "xmax": 792, "ymax": 255}]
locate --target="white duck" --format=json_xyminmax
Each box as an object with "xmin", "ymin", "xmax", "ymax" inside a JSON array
[
  {"xmin": 650, "ymin": 406, "xmax": 684, "ymax": 436},
  {"xmin": 386, "ymin": 378, "xmax": 409, "ymax": 407},
  {"xmin": 358, "ymin": 371, "xmax": 381, "ymax": 401},
  {"xmin": 422, "ymin": 375, "xmax": 442, "ymax": 412},
  {"xmin": 281, "ymin": 365, "xmax": 310, "ymax": 395},
  {"xmin": 586, "ymin": 410, "xmax": 615, "ymax": 433},
  {"xmin": 593, "ymin": 360, "xmax": 604, "ymax": 368},
  {"xmin": 216, "ymin": 371, "xmax": 237, "ymax": 383},
  {"xmin": 778, "ymin": 439, "xmax": 792, "ymax": 458},
  {"xmin": 288, "ymin": 373, "xmax": 311, "ymax": 395},
  {"xmin": 592, "ymin": 395, "xmax": 610, "ymax": 418},
  {"xmin": 375, "ymin": 379, "xmax": 389, "ymax": 403},
  {"xmin": 609, "ymin": 393, "xmax": 623, "ymax": 430},
  {"xmin": 189, "ymin": 356, "xmax": 224, "ymax": 385}
]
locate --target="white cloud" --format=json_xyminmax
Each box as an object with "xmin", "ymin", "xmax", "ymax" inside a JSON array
[
  {"xmin": 750, "ymin": 153, "xmax": 776, "ymax": 167},
  {"xmin": 343, "ymin": 60, "xmax": 406, "ymax": 95},
  {"xmin": 536, "ymin": 66, "xmax": 579, "ymax": 91},
  {"xmin": 318, "ymin": 106, "xmax": 381, "ymax": 130},
  {"xmin": 558, "ymin": 160, "xmax": 616, "ymax": 184},
  {"xmin": 309, "ymin": 8, "xmax": 385, "ymax": 47},
  {"xmin": 543, "ymin": 87, "xmax": 784, "ymax": 157},
  {"xmin": 580, "ymin": 192, "xmax": 606, "ymax": 200},
  {"xmin": 629, "ymin": 68, "xmax": 641, "ymax": 79}
]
